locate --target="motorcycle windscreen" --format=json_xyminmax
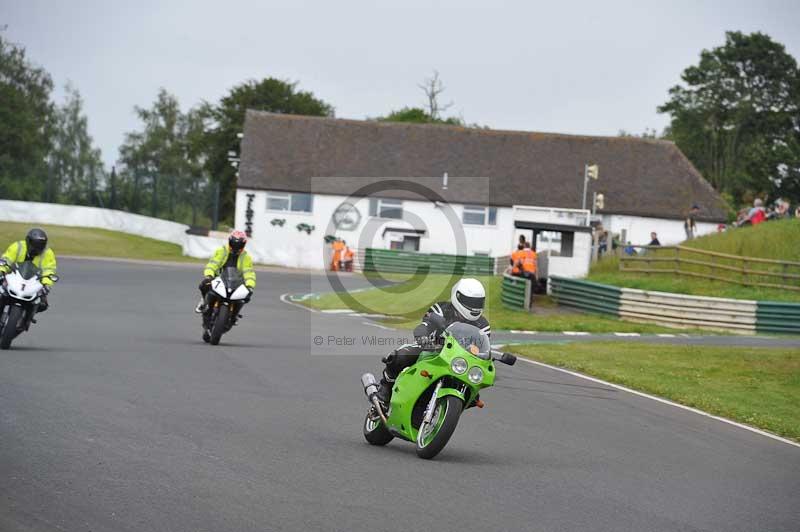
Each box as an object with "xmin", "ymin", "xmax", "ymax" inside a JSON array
[
  {"xmin": 445, "ymin": 322, "xmax": 491, "ymax": 360},
  {"xmin": 221, "ymin": 267, "xmax": 244, "ymax": 294},
  {"xmin": 16, "ymin": 261, "xmax": 40, "ymax": 280}
]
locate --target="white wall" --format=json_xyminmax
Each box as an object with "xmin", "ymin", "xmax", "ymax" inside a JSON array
[
  {"xmin": 602, "ymin": 214, "xmax": 719, "ymax": 246},
  {"xmin": 235, "ymin": 189, "xmax": 601, "ymax": 274},
  {"xmin": 236, "ymin": 189, "xmax": 525, "ymax": 270},
  {"xmin": 0, "ymin": 199, "xmax": 225, "ymax": 260}
]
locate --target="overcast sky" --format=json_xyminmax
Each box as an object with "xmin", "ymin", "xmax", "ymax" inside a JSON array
[{"xmin": 4, "ymin": 0, "xmax": 800, "ymax": 168}]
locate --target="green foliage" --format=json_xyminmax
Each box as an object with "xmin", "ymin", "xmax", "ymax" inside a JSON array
[
  {"xmin": 510, "ymin": 342, "xmax": 800, "ymax": 441},
  {"xmin": 376, "ymin": 107, "xmax": 464, "ymax": 126},
  {"xmin": 0, "ymin": 35, "xmax": 54, "ymax": 200},
  {"xmin": 48, "ymin": 83, "xmax": 105, "ymax": 205},
  {"xmin": 659, "ymin": 31, "xmax": 800, "ymax": 206},
  {"xmin": 117, "ymin": 89, "xmax": 211, "ymax": 224},
  {"xmin": 201, "ymin": 78, "xmax": 334, "ymax": 221}
]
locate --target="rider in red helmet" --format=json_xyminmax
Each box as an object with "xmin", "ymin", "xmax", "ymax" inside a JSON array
[{"xmin": 195, "ymin": 230, "xmax": 257, "ymax": 320}]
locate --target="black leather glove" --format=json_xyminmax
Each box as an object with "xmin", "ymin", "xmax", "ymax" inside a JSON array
[
  {"xmin": 244, "ymin": 288, "xmax": 253, "ymax": 303},
  {"xmin": 199, "ymin": 276, "xmax": 213, "ymax": 290},
  {"xmin": 39, "ymin": 286, "xmax": 50, "ymax": 296}
]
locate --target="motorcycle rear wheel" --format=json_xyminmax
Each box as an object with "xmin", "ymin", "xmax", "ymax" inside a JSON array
[
  {"xmin": 415, "ymin": 395, "xmax": 463, "ymax": 459},
  {"xmin": 210, "ymin": 305, "xmax": 229, "ymax": 345},
  {"xmin": 0, "ymin": 306, "xmax": 23, "ymax": 350},
  {"xmin": 363, "ymin": 410, "xmax": 394, "ymax": 446}
]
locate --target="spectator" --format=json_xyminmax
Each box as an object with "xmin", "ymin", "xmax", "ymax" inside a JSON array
[
  {"xmin": 521, "ymin": 242, "xmax": 538, "ymax": 281},
  {"xmin": 598, "ymin": 230, "xmax": 608, "ymax": 257},
  {"xmin": 330, "ymin": 238, "xmax": 345, "ymax": 271},
  {"xmin": 795, "ymin": 206, "xmax": 800, "ymax": 219},
  {"xmin": 509, "ymin": 243, "xmax": 524, "ymax": 276},
  {"xmin": 341, "ymin": 240, "xmax": 355, "ymax": 272},
  {"xmin": 684, "ymin": 204, "xmax": 699, "ymax": 239},
  {"xmin": 623, "ymin": 241, "xmax": 638, "ymax": 255},
  {"xmin": 648, "ymin": 232, "xmax": 661, "ymax": 246},
  {"xmin": 741, "ymin": 198, "xmax": 766, "ymax": 226}
]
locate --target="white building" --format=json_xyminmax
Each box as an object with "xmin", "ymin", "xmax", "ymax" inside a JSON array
[{"xmin": 235, "ymin": 112, "xmax": 727, "ymax": 277}]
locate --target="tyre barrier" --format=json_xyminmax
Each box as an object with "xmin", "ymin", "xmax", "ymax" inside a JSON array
[
  {"xmin": 501, "ymin": 274, "xmax": 531, "ymax": 311},
  {"xmin": 549, "ymin": 276, "xmax": 800, "ymax": 334}
]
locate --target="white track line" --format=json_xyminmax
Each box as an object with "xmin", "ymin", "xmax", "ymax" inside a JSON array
[
  {"xmin": 563, "ymin": 331, "xmax": 590, "ymax": 336},
  {"xmin": 657, "ymin": 333, "xmax": 676, "ymax": 338},
  {"xmin": 362, "ymin": 321, "xmax": 395, "ymax": 331},
  {"xmin": 516, "ymin": 356, "xmax": 800, "ymax": 449},
  {"xmin": 279, "ymin": 293, "xmax": 319, "ymax": 313},
  {"xmin": 614, "ymin": 332, "xmax": 640, "ymax": 337}
]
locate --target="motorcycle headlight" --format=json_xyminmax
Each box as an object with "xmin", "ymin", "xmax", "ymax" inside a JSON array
[
  {"xmin": 468, "ymin": 366, "xmax": 484, "ymax": 384},
  {"xmin": 450, "ymin": 357, "xmax": 468, "ymax": 374}
]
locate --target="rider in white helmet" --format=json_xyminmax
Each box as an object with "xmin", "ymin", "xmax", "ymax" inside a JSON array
[{"xmin": 375, "ymin": 278, "xmax": 491, "ymax": 406}]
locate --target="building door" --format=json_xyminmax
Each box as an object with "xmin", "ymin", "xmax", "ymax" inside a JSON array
[{"xmin": 402, "ymin": 236, "xmax": 420, "ymax": 251}]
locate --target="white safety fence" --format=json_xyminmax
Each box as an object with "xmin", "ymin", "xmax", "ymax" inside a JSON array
[{"xmin": 0, "ymin": 199, "xmax": 228, "ymax": 261}]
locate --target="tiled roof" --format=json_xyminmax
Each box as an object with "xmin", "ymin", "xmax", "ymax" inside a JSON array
[{"xmin": 239, "ymin": 111, "xmax": 728, "ymax": 221}]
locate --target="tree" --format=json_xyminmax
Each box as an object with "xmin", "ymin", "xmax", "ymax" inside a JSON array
[
  {"xmin": 117, "ymin": 88, "xmax": 209, "ymax": 221},
  {"xmin": 376, "ymin": 71, "xmax": 471, "ymax": 127},
  {"xmin": 48, "ymin": 83, "xmax": 104, "ymax": 205},
  {"xmin": 658, "ymin": 31, "xmax": 800, "ymax": 205},
  {"xmin": 0, "ymin": 34, "xmax": 54, "ymax": 200},
  {"xmin": 200, "ymin": 78, "xmax": 334, "ymax": 222}
]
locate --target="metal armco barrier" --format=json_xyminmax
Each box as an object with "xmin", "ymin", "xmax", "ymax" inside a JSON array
[
  {"xmin": 501, "ymin": 274, "xmax": 531, "ymax": 311},
  {"xmin": 363, "ymin": 248, "xmax": 495, "ymax": 275},
  {"xmin": 549, "ymin": 276, "xmax": 800, "ymax": 334}
]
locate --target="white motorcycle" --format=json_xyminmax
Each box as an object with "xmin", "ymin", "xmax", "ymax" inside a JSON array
[
  {"xmin": 203, "ymin": 266, "xmax": 250, "ymax": 345},
  {"xmin": 0, "ymin": 259, "xmax": 58, "ymax": 350}
]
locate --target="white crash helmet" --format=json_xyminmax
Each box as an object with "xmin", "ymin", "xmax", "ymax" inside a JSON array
[{"xmin": 451, "ymin": 278, "xmax": 486, "ymax": 321}]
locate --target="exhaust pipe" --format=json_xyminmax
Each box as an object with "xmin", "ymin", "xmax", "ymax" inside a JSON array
[
  {"xmin": 361, "ymin": 373, "xmax": 387, "ymax": 424},
  {"xmin": 361, "ymin": 373, "xmax": 379, "ymax": 398}
]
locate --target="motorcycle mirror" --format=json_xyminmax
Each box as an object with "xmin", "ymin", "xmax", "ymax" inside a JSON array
[
  {"xmin": 495, "ymin": 352, "xmax": 517, "ymax": 366},
  {"xmin": 48, "ymin": 274, "xmax": 60, "ymax": 283}
]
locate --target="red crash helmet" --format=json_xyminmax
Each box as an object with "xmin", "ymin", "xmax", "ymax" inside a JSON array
[{"xmin": 229, "ymin": 230, "xmax": 248, "ymax": 253}]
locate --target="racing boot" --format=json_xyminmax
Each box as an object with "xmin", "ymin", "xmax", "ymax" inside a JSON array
[{"xmin": 375, "ymin": 371, "xmax": 394, "ymax": 410}]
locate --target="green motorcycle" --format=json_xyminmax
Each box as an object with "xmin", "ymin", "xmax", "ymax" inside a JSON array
[{"xmin": 361, "ymin": 321, "xmax": 516, "ymax": 459}]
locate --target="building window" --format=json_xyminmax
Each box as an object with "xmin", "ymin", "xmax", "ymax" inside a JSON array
[
  {"xmin": 462, "ymin": 205, "xmax": 497, "ymax": 226},
  {"xmin": 266, "ymin": 192, "xmax": 313, "ymax": 213},
  {"xmin": 369, "ymin": 198, "xmax": 403, "ymax": 219}
]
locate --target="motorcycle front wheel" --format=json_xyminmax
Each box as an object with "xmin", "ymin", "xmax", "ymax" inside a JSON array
[
  {"xmin": 209, "ymin": 305, "xmax": 229, "ymax": 345},
  {"xmin": 0, "ymin": 306, "xmax": 23, "ymax": 350},
  {"xmin": 363, "ymin": 410, "xmax": 393, "ymax": 446},
  {"xmin": 415, "ymin": 395, "xmax": 463, "ymax": 459}
]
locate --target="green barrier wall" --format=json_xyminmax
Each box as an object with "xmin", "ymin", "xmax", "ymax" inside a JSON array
[
  {"xmin": 363, "ymin": 248, "xmax": 495, "ymax": 275},
  {"xmin": 756, "ymin": 301, "xmax": 800, "ymax": 334},
  {"xmin": 549, "ymin": 276, "xmax": 622, "ymax": 316},
  {"xmin": 501, "ymin": 274, "xmax": 531, "ymax": 310}
]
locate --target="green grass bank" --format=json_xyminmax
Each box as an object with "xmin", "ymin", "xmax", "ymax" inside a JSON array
[{"xmin": 508, "ymin": 341, "xmax": 800, "ymax": 442}]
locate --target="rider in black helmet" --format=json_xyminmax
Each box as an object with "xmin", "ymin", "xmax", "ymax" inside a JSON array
[{"xmin": 1, "ymin": 228, "xmax": 58, "ymax": 313}]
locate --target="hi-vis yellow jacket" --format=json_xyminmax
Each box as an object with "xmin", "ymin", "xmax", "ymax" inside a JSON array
[
  {"xmin": 0, "ymin": 241, "xmax": 58, "ymax": 286},
  {"xmin": 203, "ymin": 246, "xmax": 256, "ymax": 289}
]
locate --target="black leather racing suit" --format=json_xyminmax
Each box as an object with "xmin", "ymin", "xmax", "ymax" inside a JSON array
[{"xmin": 381, "ymin": 301, "xmax": 491, "ymax": 383}]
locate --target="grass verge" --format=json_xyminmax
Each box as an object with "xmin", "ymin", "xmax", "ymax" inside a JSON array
[
  {"xmin": 301, "ymin": 273, "xmax": 678, "ymax": 334},
  {"xmin": 589, "ymin": 219, "xmax": 800, "ymax": 302},
  {"xmin": 0, "ymin": 221, "xmax": 198, "ymax": 263},
  {"xmin": 508, "ymin": 341, "xmax": 800, "ymax": 442}
]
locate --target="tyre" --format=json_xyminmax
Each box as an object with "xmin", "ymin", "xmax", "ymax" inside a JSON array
[
  {"xmin": 0, "ymin": 306, "xmax": 23, "ymax": 350},
  {"xmin": 209, "ymin": 305, "xmax": 229, "ymax": 346},
  {"xmin": 415, "ymin": 395, "xmax": 463, "ymax": 460},
  {"xmin": 363, "ymin": 410, "xmax": 394, "ymax": 446}
]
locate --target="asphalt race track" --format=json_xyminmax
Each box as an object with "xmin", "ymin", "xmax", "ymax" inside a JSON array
[{"xmin": 1, "ymin": 259, "xmax": 799, "ymax": 532}]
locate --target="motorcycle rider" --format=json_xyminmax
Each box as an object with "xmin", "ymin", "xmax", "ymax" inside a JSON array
[
  {"xmin": 0, "ymin": 228, "xmax": 57, "ymax": 315},
  {"xmin": 195, "ymin": 230, "xmax": 256, "ymax": 322},
  {"xmin": 375, "ymin": 278, "xmax": 490, "ymax": 407}
]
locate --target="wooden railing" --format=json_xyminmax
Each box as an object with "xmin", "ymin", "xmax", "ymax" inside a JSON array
[{"xmin": 619, "ymin": 245, "xmax": 800, "ymax": 292}]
